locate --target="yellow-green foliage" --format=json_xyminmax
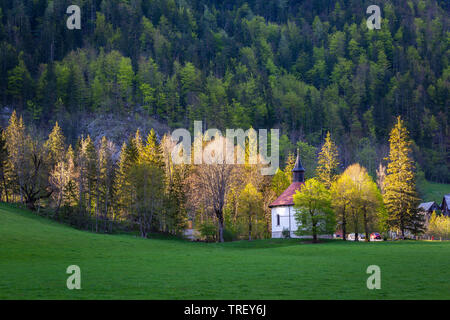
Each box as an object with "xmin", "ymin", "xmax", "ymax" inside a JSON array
[
  {"xmin": 293, "ymin": 178, "xmax": 335, "ymax": 242},
  {"xmin": 384, "ymin": 116, "xmax": 420, "ymax": 235},
  {"xmin": 428, "ymin": 211, "xmax": 450, "ymax": 240},
  {"xmin": 317, "ymin": 131, "xmax": 339, "ymax": 189}
]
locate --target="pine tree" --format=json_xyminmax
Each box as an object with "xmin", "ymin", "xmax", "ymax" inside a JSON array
[
  {"xmin": 140, "ymin": 129, "xmax": 163, "ymax": 167},
  {"xmin": 62, "ymin": 145, "xmax": 77, "ymax": 208},
  {"xmin": 97, "ymin": 136, "xmax": 116, "ymax": 232},
  {"xmin": 284, "ymin": 151, "xmax": 295, "ymax": 183},
  {"xmin": 133, "ymin": 129, "xmax": 143, "ymax": 157},
  {"xmin": 271, "ymin": 168, "xmax": 290, "ymax": 196},
  {"xmin": 116, "ymin": 139, "xmax": 139, "ymax": 220},
  {"xmin": 47, "ymin": 124, "xmax": 68, "ymax": 215},
  {"xmin": 7, "ymin": 52, "xmax": 33, "ymax": 107},
  {"xmin": 78, "ymin": 135, "xmax": 98, "ymax": 229},
  {"xmin": 5, "ymin": 111, "xmax": 27, "ymax": 202},
  {"xmin": 0, "ymin": 129, "xmax": 10, "ymax": 202},
  {"xmin": 45, "ymin": 122, "xmax": 65, "ymax": 167},
  {"xmin": 317, "ymin": 131, "xmax": 339, "ymax": 189},
  {"xmin": 384, "ymin": 116, "xmax": 421, "ymax": 239},
  {"xmin": 160, "ymin": 134, "xmax": 188, "ymax": 235}
]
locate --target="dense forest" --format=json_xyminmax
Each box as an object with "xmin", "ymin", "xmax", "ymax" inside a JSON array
[{"xmin": 0, "ymin": 0, "xmax": 448, "ymax": 183}]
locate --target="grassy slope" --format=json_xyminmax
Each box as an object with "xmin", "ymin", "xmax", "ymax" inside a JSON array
[
  {"xmin": 420, "ymin": 181, "xmax": 450, "ymax": 204},
  {"xmin": 0, "ymin": 203, "xmax": 449, "ymax": 300}
]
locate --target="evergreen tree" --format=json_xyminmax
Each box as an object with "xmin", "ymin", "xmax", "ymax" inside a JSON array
[
  {"xmin": 78, "ymin": 135, "xmax": 98, "ymax": 228},
  {"xmin": 7, "ymin": 52, "xmax": 33, "ymax": 107},
  {"xmin": 62, "ymin": 145, "xmax": 78, "ymax": 209},
  {"xmin": 317, "ymin": 131, "xmax": 339, "ymax": 189},
  {"xmin": 45, "ymin": 122, "xmax": 65, "ymax": 167},
  {"xmin": 116, "ymin": 139, "xmax": 139, "ymax": 220},
  {"xmin": 0, "ymin": 129, "xmax": 10, "ymax": 202},
  {"xmin": 284, "ymin": 151, "xmax": 295, "ymax": 183},
  {"xmin": 5, "ymin": 111, "xmax": 27, "ymax": 201},
  {"xmin": 97, "ymin": 136, "xmax": 116, "ymax": 232},
  {"xmin": 140, "ymin": 129, "xmax": 163, "ymax": 167},
  {"xmin": 271, "ymin": 168, "xmax": 290, "ymax": 196},
  {"xmin": 384, "ymin": 116, "xmax": 422, "ymax": 239}
]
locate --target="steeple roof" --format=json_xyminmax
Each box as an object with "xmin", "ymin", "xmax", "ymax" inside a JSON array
[
  {"xmin": 292, "ymin": 148, "xmax": 305, "ymax": 173},
  {"xmin": 269, "ymin": 149, "xmax": 306, "ymax": 208}
]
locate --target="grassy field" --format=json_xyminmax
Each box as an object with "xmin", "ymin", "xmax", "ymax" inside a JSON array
[
  {"xmin": 420, "ymin": 180, "xmax": 450, "ymax": 203},
  {"xmin": 0, "ymin": 203, "xmax": 449, "ymax": 300}
]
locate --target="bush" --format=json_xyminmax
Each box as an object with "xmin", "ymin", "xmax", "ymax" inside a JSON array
[
  {"xmin": 199, "ymin": 222, "xmax": 217, "ymax": 242},
  {"xmin": 223, "ymin": 228, "xmax": 237, "ymax": 242},
  {"xmin": 282, "ymin": 228, "xmax": 290, "ymax": 238}
]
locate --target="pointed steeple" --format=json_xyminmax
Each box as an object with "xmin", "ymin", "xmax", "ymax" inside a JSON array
[{"xmin": 292, "ymin": 148, "xmax": 305, "ymax": 183}]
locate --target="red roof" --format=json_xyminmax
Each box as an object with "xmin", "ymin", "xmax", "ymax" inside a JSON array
[{"xmin": 269, "ymin": 182, "xmax": 304, "ymax": 208}]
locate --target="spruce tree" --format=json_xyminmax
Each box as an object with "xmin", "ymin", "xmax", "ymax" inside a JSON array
[
  {"xmin": 45, "ymin": 122, "xmax": 65, "ymax": 167},
  {"xmin": 5, "ymin": 111, "xmax": 27, "ymax": 201},
  {"xmin": 0, "ymin": 129, "xmax": 10, "ymax": 202},
  {"xmin": 284, "ymin": 152, "xmax": 295, "ymax": 183},
  {"xmin": 384, "ymin": 116, "xmax": 421, "ymax": 239},
  {"xmin": 317, "ymin": 131, "xmax": 339, "ymax": 189},
  {"xmin": 140, "ymin": 129, "xmax": 163, "ymax": 168},
  {"xmin": 271, "ymin": 168, "xmax": 290, "ymax": 196}
]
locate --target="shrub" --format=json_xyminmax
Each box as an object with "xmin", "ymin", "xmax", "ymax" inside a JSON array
[
  {"xmin": 199, "ymin": 222, "xmax": 217, "ymax": 242},
  {"xmin": 282, "ymin": 228, "xmax": 290, "ymax": 238},
  {"xmin": 223, "ymin": 228, "xmax": 237, "ymax": 242}
]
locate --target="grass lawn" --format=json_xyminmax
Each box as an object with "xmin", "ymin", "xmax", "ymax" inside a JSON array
[
  {"xmin": 0, "ymin": 203, "xmax": 449, "ymax": 300},
  {"xmin": 419, "ymin": 180, "xmax": 450, "ymax": 203}
]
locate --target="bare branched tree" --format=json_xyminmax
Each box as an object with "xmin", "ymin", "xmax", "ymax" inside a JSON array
[{"xmin": 188, "ymin": 136, "xmax": 236, "ymax": 242}]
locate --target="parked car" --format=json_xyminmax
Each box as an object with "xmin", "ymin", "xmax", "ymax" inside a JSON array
[
  {"xmin": 370, "ymin": 232, "xmax": 382, "ymax": 240},
  {"xmin": 347, "ymin": 233, "xmax": 366, "ymax": 241}
]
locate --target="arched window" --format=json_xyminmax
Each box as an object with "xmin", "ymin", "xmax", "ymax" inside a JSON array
[{"xmin": 276, "ymin": 214, "xmax": 280, "ymax": 226}]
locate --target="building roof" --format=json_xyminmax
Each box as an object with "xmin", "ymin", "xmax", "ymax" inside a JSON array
[
  {"xmin": 442, "ymin": 194, "xmax": 450, "ymax": 207},
  {"xmin": 418, "ymin": 201, "xmax": 437, "ymax": 212},
  {"xmin": 292, "ymin": 149, "xmax": 305, "ymax": 173},
  {"xmin": 269, "ymin": 181, "xmax": 304, "ymax": 208},
  {"xmin": 292, "ymin": 148, "xmax": 306, "ymax": 184}
]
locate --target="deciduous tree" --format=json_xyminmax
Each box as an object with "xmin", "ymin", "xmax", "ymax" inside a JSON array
[{"xmin": 293, "ymin": 178, "xmax": 335, "ymax": 243}]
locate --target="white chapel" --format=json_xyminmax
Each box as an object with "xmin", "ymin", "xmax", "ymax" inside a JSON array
[{"xmin": 269, "ymin": 151, "xmax": 305, "ymax": 238}]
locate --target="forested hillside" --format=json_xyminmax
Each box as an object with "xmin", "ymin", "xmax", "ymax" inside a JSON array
[{"xmin": 0, "ymin": 0, "xmax": 448, "ymax": 182}]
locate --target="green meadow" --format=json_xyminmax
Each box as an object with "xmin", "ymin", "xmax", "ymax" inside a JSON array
[
  {"xmin": 420, "ymin": 180, "xmax": 450, "ymax": 204},
  {"xmin": 0, "ymin": 203, "xmax": 449, "ymax": 300}
]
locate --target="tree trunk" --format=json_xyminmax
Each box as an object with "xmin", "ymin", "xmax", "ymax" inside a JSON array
[
  {"xmin": 218, "ymin": 214, "xmax": 224, "ymax": 242},
  {"xmin": 312, "ymin": 223, "xmax": 318, "ymax": 243},
  {"xmin": 104, "ymin": 194, "xmax": 108, "ymax": 233},
  {"xmin": 342, "ymin": 208, "xmax": 347, "ymax": 241},
  {"xmin": 363, "ymin": 210, "xmax": 370, "ymax": 242},
  {"xmin": 248, "ymin": 213, "xmax": 252, "ymax": 241}
]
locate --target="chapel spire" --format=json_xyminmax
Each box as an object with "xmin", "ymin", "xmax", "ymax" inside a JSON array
[{"xmin": 292, "ymin": 148, "xmax": 305, "ymax": 183}]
